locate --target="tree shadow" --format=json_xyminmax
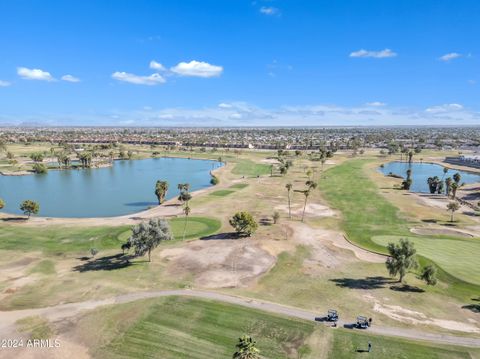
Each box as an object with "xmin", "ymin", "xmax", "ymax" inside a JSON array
[
  {"xmin": 200, "ymin": 232, "xmax": 241, "ymax": 240},
  {"xmin": 389, "ymin": 284, "xmax": 425, "ymax": 293},
  {"xmin": 259, "ymin": 218, "xmax": 272, "ymax": 226},
  {"xmin": 462, "ymin": 304, "xmax": 480, "ymax": 313},
  {"xmin": 422, "ymin": 219, "xmax": 438, "ymax": 223},
  {"xmin": 330, "ymin": 276, "xmax": 391, "ymax": 290},
  {"xmin": 1, "ymin": 216, "xmax": 28, "ymax": 222},
  {"xmin": 72, "ymin": 253, "xmax": 133, "ymax": 272}
]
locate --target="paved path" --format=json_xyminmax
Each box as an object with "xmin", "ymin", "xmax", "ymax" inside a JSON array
[{"xmin": 1, "ymin": 289, "xmax": 479, "ymax": 348}]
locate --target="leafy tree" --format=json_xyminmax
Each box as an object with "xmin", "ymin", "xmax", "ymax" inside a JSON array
[
  {"xmin": 272, "ymin": 211, "xmax": 280, "ymax": 224},
  {"xmin": 6, "ymin": 151, "xmax": 14, "ymax": 160},
  {"xmin": 155, "ymin": 180, "xmax": 169, "ymax": 204},
  {"xmin": 420, "ymin": 265, "xmax": 437, "ymax": 286},
  {"xmin": 128, "ymin": 218, "xmax": 173, "ymax": 262},
  {"xmin": 32, "ymin": 163, "xmax": 48, "ymax": 174},
  {"xmin": 385, "ymin": 238, "xmax": 418, "ymax": 282},
  {"xmin": 121, "ymin": 242, "xmax": 131, "ymax": 255},
  {"xmin": 427, "ymin": 176, "xmax": 440, "ymax": 194},
  {"xmin": 233, "ymin": 335, "xmax": 260, "ymax": 359},
  {"xmin": 29, "ymin": 152, "xmax": 44, "ymax": 162},
  {"xmin": 453, "ymin": 172, "xmax": 461, "ymax": 185},
  {"xmin": 285, "ymin": 183, "xmax": 293, "ymax": 219},
  {"xmin": 229, "ymin": 211, "xmax": 258, "ymax": 236},
  {"xmin": 210, "ymin": 174, "xmax": 219, "ymax": 185},
  {"xmin": 402, "ymin": 169, "xmax": 412, "ymax": 190},
  {"xmin": 90, "ymin": 248, "xmax": 98, "ymax": 259},
  {"xmin": 446, "ymin": 201, "xmax": 460, "ymax": 222},
  {"xmin": 20, "ymin": 200, "xmax": 40, "ymax": 218},
  {"xmin": 0, "ymin": 198, "xmax": 4, "ymax": 210}
]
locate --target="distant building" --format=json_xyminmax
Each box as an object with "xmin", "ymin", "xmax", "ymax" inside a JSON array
[{"xmin": 445, "ymin": 154, "xmax": 480, "ymax": 169}]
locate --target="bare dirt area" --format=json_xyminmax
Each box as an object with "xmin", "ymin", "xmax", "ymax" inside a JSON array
[
  {"xmin": 275, "ymin": 203, "xmax": 337, "ymax": 219},
  {"xmin": 159, "ymin": 237, "xmax": 276, "ymax": 288},
  {"xmin": 290, "ymin": 222, "xmax": 385, "ymax": 266}
]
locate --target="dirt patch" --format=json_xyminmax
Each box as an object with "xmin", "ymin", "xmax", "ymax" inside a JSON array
[
  {"xmin": 291, "ymin": 223, "xmax": 384, "ymax": 266},
  {"xmin": 410, "ymin": 227, "xmax": 474, "ymax": 238},
  {"xmin": 159, "ymin": 239, "xmax": 275, "ymax": 288},
  {"xmin": 275, "ymin": 203, "xmax": 336, "ymax": 219}
]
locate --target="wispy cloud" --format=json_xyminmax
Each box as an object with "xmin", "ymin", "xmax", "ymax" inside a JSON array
[
  {"xmin": 365, "ymin": 102, "xmax": 386, "ymax": 107},
  {"xmin": 170, "ymin": 60, "xmax": 223, "ymax": 78},
  {"xmin": 349, "ymin": 49, "xmax": 397, "ymax": 58},
  {"xmin": 149, "ymin": 60, "xmax": 166, "ymax": 71},
  {"xmin": 439, "ymin": 52, "xmax": 462, "ymax": 62},
  {"xmin": 260, "ymin": 6, "xmax": 280, "ymax": 16},
  {"xmin": 17, "ymin": 67, "xmax": 55, "ymax": 81},
  {"xmin": 61, "ymin": 74, "xmax": 81, "ymax": 83},
  {"xmin": 0, "ymin": 80, "xmax": 11, "ymax": 87},
  {"xmin": 111, "ymin": 72, "xmax": 166, "ymax": 85}
]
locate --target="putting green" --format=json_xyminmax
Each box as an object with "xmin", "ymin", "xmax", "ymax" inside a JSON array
[
  {"xmin": 209, "ymin": 190, "xmax": 235, "ymax": 197},
  {"xmin": 372, "ymin": 235, "xmax": 480, "ymax": 285}
]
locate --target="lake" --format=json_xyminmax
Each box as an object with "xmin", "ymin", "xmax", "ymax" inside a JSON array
[
  {"xmin": 0, "ymin": 157, "xmax": 222, "ymax": 218},
  {"xmin": 379, "ymin": 161, "xmax": 480, "ymax": 193}
]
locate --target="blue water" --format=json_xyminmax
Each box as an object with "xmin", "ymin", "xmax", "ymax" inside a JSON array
[
  {"xmin": 0, "ymin": 158, "xmax": 222, "ymax": 218},
  {"xmin": 379, "ymin": 161, "xmax": 480, "ymax": 193}
]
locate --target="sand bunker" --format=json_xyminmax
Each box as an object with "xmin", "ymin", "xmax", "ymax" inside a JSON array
[
  {"xmin": 160, "ymin": 239, "xmax": 275, "ymax": 288},
  {"xmin": 365, "ymin": 295, "xmax": 479, "ymax": 333}
]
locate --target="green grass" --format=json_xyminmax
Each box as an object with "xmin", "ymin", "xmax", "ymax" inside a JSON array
[
  {"xmin": 229, "ymin": 183, "xmax": 249, "ymax": 189},
  {"xmin": 321, "ymin": 159, "xmax": 410, "ymax": 253},
  {"xmin": 373, "ymin": 235, "xmax": 480, "ymax": 285},
  {"xmin": 168, "ymin": 216, "xmax": 221, "ymax": 240},
  {"xmin": 79, "ymin": 297, "xmax": 477, "ymax": 359},
  {"xmin": 232, "ymin": 159, "xmax": 271, "ymax": 177},
  {"xmin": 0, "ymin": 225, "xmax": 129, "ymax": 254},
  {"xmin": 210, "ymin": 190, "xmax": 235, "ymax": 197},
  {"xmin": 28, "ymin": 259, "xmax": 56, "ymax": 275},
  {"xmin": 17, "ymin": 316, "xmax": 54, "ymax": 340}
]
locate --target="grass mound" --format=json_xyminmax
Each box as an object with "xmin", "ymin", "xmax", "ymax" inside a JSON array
[{"xmin": 232, "ymin": 159, "xmax": 270, "ymax": 177}]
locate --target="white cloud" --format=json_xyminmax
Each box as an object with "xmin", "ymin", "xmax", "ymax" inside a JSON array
[
  {"xmin": 61, "ymin": 74, "xmax": 81, "ymax": 83},
  {"xmin": 0, "ymin": 80, "xmax": 11, "ymax": 87},
  {"xmin": 17, "ymin": 67, "xmax": 55, "ymax": 81},
  {"xmin": 111, "ymin": 71, "xmax": 166, "ymax": 85},
  {"xmin": 349, "ymin": 49, "xmax": 397, "ymax": 58},
  {"xmin": 149, "ymin": 60, "xmax": 166, "ymax": 71},
  {"xmin": 170, "ymin": 60, "xmax": 223, "ymax": 78},
  {"xmin": 425, "ymin": 103, "xmax": 463, "ymax": 113},
  {"xmin": 439, "ymin": 52, "xmax": 462, "ymax": 62},
  {"xmin": 365, "ymin": 102, "xmax": 386, "ymax": 107},
  {"xmin": 218, "ymin": 103, "xmax": 233, "ymax": 109},
  {"xmin": 260, "ymin": 6, "xmax": 280, "ymax": 16}
]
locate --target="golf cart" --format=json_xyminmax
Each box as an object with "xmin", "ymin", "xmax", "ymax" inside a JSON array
[
  {"xmin": 356, "ymin": 316, "xmax": 369, "ymax": 329},
  {"xmin": 327, "ymin": 309, "xmax": 339, "ymax": 322}
]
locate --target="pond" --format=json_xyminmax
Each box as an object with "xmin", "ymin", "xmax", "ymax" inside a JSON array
[
  {"xmin": 379, "ymin": 161, "xmax": 480, "ymax": 193},
  {"xmin": 0, "ymin": 157, "xmax": 222, "ymax": 218}
]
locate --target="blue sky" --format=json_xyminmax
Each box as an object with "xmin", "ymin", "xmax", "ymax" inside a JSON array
[{"xmin": 0, "ymin": 0, "xmax": 479, "ymax": 126}]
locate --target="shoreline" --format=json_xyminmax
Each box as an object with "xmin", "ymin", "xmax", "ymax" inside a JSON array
[{"xmin": 0, "ymin": 163, "xmax": 227, "ymax": 226}]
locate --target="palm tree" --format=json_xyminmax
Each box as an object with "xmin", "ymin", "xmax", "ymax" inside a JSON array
[
  {"xmin": 442, "ymin": 167, "xmax": 448, "ymax": 180},
  {"xmin": 155, "ymin": 180, "xmax": 169, "ymax": 204},
  {"xmin": 285, "ymin": 183, "xmax": 292, "ymax": 219},
  {"xmin": 183, "ymin": 204, "xmax": 191, "ymax": 241},
  {"xmin": 233, "ymin": 335, "xmax": 260, "ymax": 359},
  {"xmin": 445, "ymin": 177, "xmax": 452, "ymax": 197}
]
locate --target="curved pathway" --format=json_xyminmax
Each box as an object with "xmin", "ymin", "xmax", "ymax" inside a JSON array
[{"xmin": 1, "ymin": 289, "xmax": 479, "ymax": 348}]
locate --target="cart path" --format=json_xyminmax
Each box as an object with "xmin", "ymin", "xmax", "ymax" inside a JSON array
[{"xmin": 0, "ymin": 289, "xmax": 479, "ymax": 348}]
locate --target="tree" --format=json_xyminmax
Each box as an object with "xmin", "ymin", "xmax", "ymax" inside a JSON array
[
  {"xmin": 233, "ymin": 335, "xmax": 260, "ymax": 359},
  {"xmin": 427, "ymin": 176, "xmax": 440, "ymax": 194},
  {"xmin": 20, "ymin": 200, "xmax": 40, "ymax": 218},
  {"xmin": 272, "ymin": 211, "xmax": 280, "ymax": 224},
  {"xmin": 285, "ymin": 183, "xmax": 293, "ymax": 219},
  {"xmin": 32, "ymin": 163, "xmax": 48, "ymax": 174},
  {"xmin": 442, "ymin": 167, "xmax": 448, "ymax": 180},
  {"xmin": 0, "ymin": 198, "xmax": 4, "ymax": 210},
  {"xmin": 297, "ymin": 181, "xmax": 317, "ymax": 222},
  {"xmin": 402, "ymin": 169, "xmax": 412, "ymax": 190},
  {"xmin": 446, "ymin": 201, "xmax": 460, "ymax": 222},
  {"xmin": 29, "ymin": 152, "xmax": 44, "ymax": 162},
  {"xmin": 445, "ymin": 177, "xmax": 452, "ymax": 197},
  {"xmin": 90, "ymin": 248, "xmax": 98, "ymax": 259},
  {"xmin": 420, "ymin": 265, "xmax": 437, "ymax": 286},
  {"xmin": 121, "ymin": 242, "xmax": 131, "ymax": 255},
  {"xmin": 453, "ymin": 172, "xmax": 461, "ymax": 185},
  {"xmin": 229, "ymin": 211, "xmax": 258, "ymax": 236},
  {"xmin": 127, "ymin": 218, "xmax": 173, "ymax": 262},
  {"xmin": 182, "ymin": 204, "xmax": 191, "ymax": 241},
  {"xmin": 408, "ymin": 151, "xmax": 413, "ymax": 163},
  {"xmin": 385, "ymin": 238, "xmax": 418, "ymax": 282},
  {"xmin": 155, "ymin": 180, "xmax": 169, "ymax": 204},
  {"xmin": 450, "ymin": 182, "xmax": 459, "ymax": 199},
  {"xmin": 178, "ymin": 183, "xmax": 192, "ymax": 206}
]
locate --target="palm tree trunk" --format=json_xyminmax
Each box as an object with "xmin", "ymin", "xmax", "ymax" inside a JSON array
[
  {"xmin": 287, "ymin": 192, "xmax": 291, "ymax": 219},
  {"xmin": 302, "ymin": 196, "xmax": 308, "ymax": 222},
  {"xmin": 148, "ymin": 248, "xmax": 151, "ymax": 262},
  {"xmin": 183, "ymin": 215, "xmax": 189, "ymax": 241},
  {"xmin": 451, "ymin": 212, "xmax": 454, "ymax": 222}
]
